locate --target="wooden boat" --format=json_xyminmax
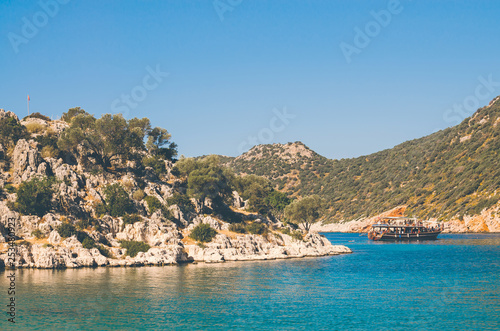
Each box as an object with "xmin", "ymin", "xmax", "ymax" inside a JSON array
[{"xmin": 368, "ymin": 217, "xmax": 443, "ymax": 241}]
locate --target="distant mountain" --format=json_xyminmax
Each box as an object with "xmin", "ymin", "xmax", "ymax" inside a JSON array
[{"xmin": 224, "ymin": 96, "xmax": 500, "ymax": 223}]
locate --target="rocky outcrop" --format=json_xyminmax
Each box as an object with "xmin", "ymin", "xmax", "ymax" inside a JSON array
[
  {"xmin": 186, "ymin": 232, "xmax": 351, "ymax": 263},
  {"xmin": 115, "ymin": 221, "xmax": 182, "ymax": 246},
  {"xmin": 12, "ymin": 139, "xmax": 49, "ymax": 184}
]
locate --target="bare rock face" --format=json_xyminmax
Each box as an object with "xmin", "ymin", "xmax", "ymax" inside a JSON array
[
  {"xmin": 53, "ymin": 163, "xmax": 84, "ymax": 189},
  {"xmin": 186, "ymin": 232, "xmax": 351, "ymax": 263},
  {"xmin": 99, "ymin": 216, "xmax": 123, "ymax": 236},
  {"xmin": 53, "ymin": 182, "xmax": 86, "ymax": 217},
  {"xmin": 0, "ymin": 109, "xmax": 20, "ymax": 122},
  {"xmin": 115, "ymin": 221, "xmax": 182, "ymax": 246},
  {"xmin": 132, "ymin": 246, "xmax": 189, "ymax": 265},
  {"xmin": 48, "ymin": 230, "xmax": 62, "ymax": 244},
  {"xmin": 12, "ymin": 139, "xmax": 49, "ymax": 184},
  {"xmin": 232, "ymin": 191, "xmax": 245, "ymax": 208},
  {"xmin": 38, "ymin": 214, "xmax": 62, "ymax": 236},
  {"xmin": 187, "ymin": 215, "xmax": 222, "ymax": 231}
]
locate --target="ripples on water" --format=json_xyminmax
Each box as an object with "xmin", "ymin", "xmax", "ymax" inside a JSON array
[{"xmin": 1, "ymin": 234, "xmax": 499, "ymax": 330}]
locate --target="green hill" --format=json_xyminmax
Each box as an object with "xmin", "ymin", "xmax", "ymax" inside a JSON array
[{"xmin": 225, "ymin": 96, "xmax": 500, "ymax": 222}]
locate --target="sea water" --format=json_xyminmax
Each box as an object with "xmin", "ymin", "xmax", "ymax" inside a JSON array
[{"xmin": 1, "ymin": 233, "xmax": 499, "ymax": 330}]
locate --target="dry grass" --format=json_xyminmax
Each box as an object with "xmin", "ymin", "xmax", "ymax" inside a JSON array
[
  {"xmin": 41, "ymin": 145, "xmax": 59, "ymax": 158},
  {"xmin": 25, "ymin": 122, "xmax": 46, "ymax": 134}
]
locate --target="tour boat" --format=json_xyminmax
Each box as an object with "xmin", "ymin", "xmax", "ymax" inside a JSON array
[{"xmin": 368, "ymin": 217, "xmax": 443, "ymax": 241}]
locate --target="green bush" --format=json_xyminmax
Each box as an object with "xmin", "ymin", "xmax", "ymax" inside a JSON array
[
  {"xmin": 291, "ymin": 230, "xmax": 303, "ymax": 241},
  {"xmin": 57, "ymin": 223, "xmax": 77, "ymax": 238},
  {"xmin": 4, "ymin": 184, "xmax": 16, "ymax": 194},
  {"xmin": 0, "ymin": 116, "xmax": 27, "ymax": 148},
  {"xmin": 144, "ymin": 195, "xmax": 164, "ymax": 214},
  {"xmin": 15, "ymin": 177, "xmax": 54, "ymax": 217},
  {"xmin": 120, "ymin": 240, "xmax": 150, "ymax": 257},
  {"xmin": 229, "ymin": 223, "xmax": 246, "ymax": 234},
  {"xmin": 143, "ymin": 156, "xmax": 166, "ymax": 176},
  {"xmin": 167, "ymin": 193, "xmax": 195, "ymax": 214},
  {"xmin": 31, "ymin": 229, "xmax": 44, "ymax": 239},
  {"xmin": 23, "ymin": 112, "xmax": 51, "ymax": 122},
  {"xmin": 76, "ymin": 218, "xmax": 100, "ymax": 230},
  {"xmin": 123, "ymin": 213, "xmax": 142, "ymax": 225},
  {"xmin": 97, "ymin": 245, "xmax": 112, "ymax": 258},
  {"xmin": 102, "ymin": 184, "xmax": 135, "ymax": 217},
  {"xmin": 132, "ymin": 189, "xmax": 145, "ymax": 201},
  {"xmin": 94, "ymin": 202, "xmax": 108, "ymax": 217},
  {"xmin": 189, "ymin": 223, "xmax": 217, "ymax": 243},
  {"xmin": 246, "ymin": 222, "xmax": 267, "ymax": 235},
  {"xmin": 81, "ymin": 236, "xmax": 96, "ymax": 249}
]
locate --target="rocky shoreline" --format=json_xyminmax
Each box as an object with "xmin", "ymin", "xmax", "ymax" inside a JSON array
[{"xmin": 0, "ymin": 229, "xmax": 351, "ymax": 269}]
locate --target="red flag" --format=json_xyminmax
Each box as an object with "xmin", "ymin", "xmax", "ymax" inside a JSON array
[{"xmin": 27, "ymin": 95, "xmax": 30, "ymax": 101}]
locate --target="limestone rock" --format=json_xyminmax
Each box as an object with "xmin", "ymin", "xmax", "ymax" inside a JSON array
[
  {"xmin": 12, "ymin": 139, "xmax": 47, "ymax": 184},
  {"xmin": 48, "ymin": 230, "xmax": 61, "ymax": 244}
]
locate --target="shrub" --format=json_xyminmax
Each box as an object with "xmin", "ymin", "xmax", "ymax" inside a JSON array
[
  {"xmin": 144, "ymin": 195, "xmax": 164, "ymax": 214},
  {"xmin": 25, "ymin": 122, "xmax": 46, "ymax": 134},
  {"xmin": 167, "ymin": 193, "xmax": 195, "ymax": 214},
  {"xmin": 120, "ymin": 240, "xmax": 150, "ymax": 257},
  {"xmin": 31, "ymin": 229, "xmax": 44, "ymax": 239},
  {"xmin": 97, "ymin": 245, "xmax": 112, "ymax": 258},
  {"xmin": 213, "ymin": 200, "xmax": 242, "ymax": 224},
  {"xmin": 143, "ymin": 156, "xmax": 166, "ymax": 176},
  {"xmin": 291, "ymin": 230, "xmax": 303, "ymax": 241},
  {"xmin": 94, "ymin": 202, "xmax": 108, "ymax": 217},
  {"xmin": 132, "ymin": 189, "xmax": 145, "ymax": 201},
  {"xmin": 0, "ymin": 116, "xmax": 27, "ymax": 148},
  {"xmin": 229, "ymin": 223, "xmax": 246, "ymax": 234},
  {"xmin": 41, "ymin": 145, "xmax": 59, "ymax": 158},
  {"xmin": 102, "ymin": 184, "xmax": 135, "ymax": 217},
  {"xmin": 246, "ymin": 222, "xmax": 267, "ymax": 235},
  {"xmin": 57, "ymin": 223, "xmax": 77, "ymax": 238},
  {"xmin": 15, "ymin": 177, "xmax": 54, "ymax": 217},
  {"xmin": 76, "ymin": 219, "xmax": 89, "ymax": 230},
  {"xmin": 123, "ymin": 213, "xmax": 142, "ymax": 225},
  {"xmin": 189, "ymin": 223, "xmax": 217, "ymax": 243},
  {"xmin": 76, "ymin": 218, "xmax": 100, "ymax": 230},
  {"xmin": 4, "ymin": 184, "xmax": 16, "ymax": 194},
  {"xmin": 81, "ymin": 236, "xmax": 96, "ymax": 249},
  {"xmin": 23, "ymin": 112, "xmax": 51, "ymax": 122}
]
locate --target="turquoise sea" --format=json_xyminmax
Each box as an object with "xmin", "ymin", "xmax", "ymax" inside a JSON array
[{"xmin": 1, "ymin": 233, "xmax": 499, "ymax": 330}]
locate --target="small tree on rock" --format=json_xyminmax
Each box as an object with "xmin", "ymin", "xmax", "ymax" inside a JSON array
[{"xmin": 284, "ymin": 195, "xmax": 325, "ymax": 232}]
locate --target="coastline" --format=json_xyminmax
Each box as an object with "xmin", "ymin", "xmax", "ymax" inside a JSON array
[{"xmin": 0, "ymin": 231, "xmax": 351, "ymax": 270}]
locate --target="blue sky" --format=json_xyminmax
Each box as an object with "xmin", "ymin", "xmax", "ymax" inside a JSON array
[{"xmin": 1, "ymin": 0, "xmax": 500, "ymax": 159}]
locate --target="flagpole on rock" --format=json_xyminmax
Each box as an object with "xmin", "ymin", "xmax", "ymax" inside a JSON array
[{"xmin": 27, "ymin": 94, "xmax": 30, "ymax": 115}]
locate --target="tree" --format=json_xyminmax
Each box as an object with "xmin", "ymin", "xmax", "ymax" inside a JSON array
[
  {"xmin": 174, "ymin": 155, "xmax": 232, "ymax": 211},
  {"xmin": 284, "ymin": 195, "xmax": 325, "ymax": 232},
  {"xmin": 0, "ymin": 116, "xmax": 27, "ymax": 148},
  {"xmin": 233, "ymin": 175, "xmax": 273, "ymax": 214},
  {"xmin": 146, "ymin": 127, "xmax": 178, "ymax": 160},
  {"xmin": 265, "ymin": 191, "xmax": 292, "ymax": 218},
  {"xmin": 15, "ymin": 177, "xmax": 54, "ymax": 217},
  {"xmin": 60, "ymin": 107, "xmax": 89, "ymax": 123},
  {"xmin": 58, "ymin": 113, "xmax": 151, "ymax": 169}
]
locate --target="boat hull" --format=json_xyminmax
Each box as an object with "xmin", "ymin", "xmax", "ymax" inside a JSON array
[{"xmin": 369, "ymin": 231, "xmax": 441, "ymax": 241}]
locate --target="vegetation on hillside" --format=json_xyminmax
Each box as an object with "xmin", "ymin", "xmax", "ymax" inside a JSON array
[{"xmin": 227, "ymin": 98, "xmax": 500, "ymax": 222}]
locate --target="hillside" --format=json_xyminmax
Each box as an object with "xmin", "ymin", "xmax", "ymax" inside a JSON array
[{"xmin": 226, "ymin": 96, "xmax": 500, "ymax": 224}]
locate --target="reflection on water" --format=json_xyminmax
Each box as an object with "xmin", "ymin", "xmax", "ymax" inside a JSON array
[{"xmin": 0, "ymin": 234, "xmax": 499, "ymax": 330}]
